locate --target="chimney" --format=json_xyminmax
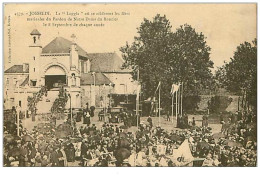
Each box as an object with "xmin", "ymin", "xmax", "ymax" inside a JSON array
[
  {"xmin": 70, "ymin": 34, "xmax": 79, "ymax": 70},
  {"xmin": 71, "ymin": 34, "xmax": 76, "ymax": 44},
  {"xmin": 23, "ymin": 63, "xmax": 29, "ymax": 73}
]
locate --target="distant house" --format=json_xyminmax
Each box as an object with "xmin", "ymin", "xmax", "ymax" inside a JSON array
[{"xmin": 4, "ymin": 29, "xmax": 137, "ymax": 112}]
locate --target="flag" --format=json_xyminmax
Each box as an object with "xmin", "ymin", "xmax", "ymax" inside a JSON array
[
  {"xmin": 171, "ymin": 139, "xmax": 194, "ymax": 166},
  {"xmin": 155, "ymin": 81, "xmax": 161, "ymax": 94},
  {"xmin": 170, "ymin": 84, "xmax": 180, "ymax": 95},
  {"xmin": 157, "ymin": 144, "xmax": 166, "ymax": 155}
]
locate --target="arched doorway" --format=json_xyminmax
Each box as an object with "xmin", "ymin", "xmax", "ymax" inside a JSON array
[{"xmin": 45, "ymin": 65, "xmax": 67, "ymax": 90}]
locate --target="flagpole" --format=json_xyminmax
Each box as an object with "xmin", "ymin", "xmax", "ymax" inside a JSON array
[
  {"xmin": 158, "ymin": 82, "xmax": 161, "ymax": 126},
  {"xmin": 104, "ymin": 84, "xmax": 107, "ymax": 122},
  {"xmin": 171, "ymin": 93, "xmax": 174, "ymax": 124},
  {"xmin": 176, "ymin": 90, "xmax": 178, "ymax": 121},
  {"xmin": 136, "ymin": 68, "xmax": 140, "ymax": 128},
  {"xmin": 177, "ymin": 85, "xmax": 180, "ymax": 115},
  {"xmin": 181, "ymin": 82, "xmax": 183, "ymax": 116}
]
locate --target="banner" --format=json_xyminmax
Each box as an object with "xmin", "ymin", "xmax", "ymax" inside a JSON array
[
  {"xmin": 155, "ymin": 81, "xmax": 161, "ymax": 94},
  {"xmin": 171, "ymin": 139, "xmax": 194, "ymax": 166},
  {"xmin": 170, "ymin": 83, "xmax": 180, "ymax": 95}
]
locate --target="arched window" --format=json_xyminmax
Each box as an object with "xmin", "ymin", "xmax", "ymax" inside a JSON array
[
  {"xmin": 71, "ymin": 73, "xmax": 76, "ymax": 86},
  {"xmin": 33, "ymin": 36, "xmax": 36, "ymax": 44}
]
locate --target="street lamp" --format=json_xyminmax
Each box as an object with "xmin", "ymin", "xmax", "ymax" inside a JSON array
[
  {"xmin": 16, "ymin": 105, "xmax": 21, "ymax": 136},
  {"xmin": 68, "ymin": 93, "xmax": 72, "ymax": 125},
  {"xmin": 91, "ymin": 72, "xmax": 96, "ymax": 106}
]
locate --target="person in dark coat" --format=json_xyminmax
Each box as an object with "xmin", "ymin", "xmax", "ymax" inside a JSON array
[
  {"xmin": 192, "ymin": 117, "xmax": 196, "ymax": 126},
  {"xmin": 219, "ymin": 112, "xmax": 224, "ymax": 124},
  {"xmin": 50, "ymin": 147, "xmax": 60, "ymax": 167},
  {"xmin": 83, "ymin": 103, "xmax": 91, "ymax": 125},
  {"xmin": 65, "ymin": 143, "xmax": 76, "ymax": 162},
  {"xmin": 90, "ymin": 106, "xmax": 95, "ymax": 117},
  {"xmin": 202, "ymin": 114, "xmax": 208, "ymax": 128},
  {"xmin": 19, "ymin": 142, "xmax": 29, "ymax": 167},
  {"xmin": 147, "ymin": 116, "xmax": 153, "ymax": 129},
  {"xmin": 183, "ymin": 113, "xmax": 189, "ymax": 128},
  {"xmin": 179, "ymin": 116, "xmax": 185, "ymax": 129},
  {"xmin": 166, "ymin": 111, "xmax": 170, "ymax": 121},
  {"xmin": 176, "ymin": 114, "xmax": 181, "ymax": 128},
  {"xmin": 80, "ymin": 140, "xmax": 88, "ymax": 166},
  {"xmin": 57, "ymin": 145, "xmax": 67, "ymax": 167}
]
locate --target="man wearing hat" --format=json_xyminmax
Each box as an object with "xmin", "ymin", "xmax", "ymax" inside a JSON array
[
  {"xmin": 50, "ymin": 145, "xmax": 60, "ymax": 167},
  {"xmin": 83, "ymin": 103, "xmax": 91, "ymax": 125}
]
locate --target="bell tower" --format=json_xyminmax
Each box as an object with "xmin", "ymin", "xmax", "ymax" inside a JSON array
[{"xmin": 29, "ymin": 29, "xmax": 42, "ymax": 87}]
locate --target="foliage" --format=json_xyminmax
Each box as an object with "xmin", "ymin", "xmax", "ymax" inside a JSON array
[
  {"xmin": 27, "ymin": 86, "xmax": 47, "ymax": 112},
  {"xmin": 183, "ymin": 95, "xmax": 201, "ymax": 113},
  {"xmin": 120, "ymin": 14, "xmax": 214, "ymax": 110},
  {"xmin": 51, "ymin": 86, "xmax": 68, "ymax": 114},
  {"xmin": 208, "ymin": 96, "xmax": 232, "ymax": 113},
  {"xmin": 215, "ymin": 39, "xmax": 257, "ymax": 108}
]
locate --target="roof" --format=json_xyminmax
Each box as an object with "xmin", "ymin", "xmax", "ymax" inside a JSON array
[
  {"xmin": 20, "ymin": 76, "xmax": 29, "ymax": 86},
  {"xmin": 5, "ymin": 65, "xmax": 29, "ymax": 73},
  {"xmin": 30, "ymin": 29, "xmax": 41, "ymax": 35},
  {"xmin": 81, "ymin": 73, "xmax": 113, "ymax": 85},
  {"xmin": 88, "ymin": 52, "xmax": 131, "ymax": 73},
  {"xmin": 42, "ymin": 37, "xmax": 88, "ymax": 58}
]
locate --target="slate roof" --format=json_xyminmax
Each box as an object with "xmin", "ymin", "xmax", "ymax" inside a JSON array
[
  {"xmin": 20, "ymin": 76, "xmax": 29, "ymax": 86},
  {"xmin": 88, "ymin": 52, "xmax": 131, "ymax": 73},
  {"xmin": 81, "ymin": 73, "xmax": 113, "ymax": 85},
  {"xmin": 42, "ymin": 37, "xmax": 88, "ymax": 58},
  {"xmin": 5, "ymin": 65, "xmax": 29, "ymax": 73},
  {"xmin": 30, "ymin": 29, "xmax": 41, "ymax": 35}
]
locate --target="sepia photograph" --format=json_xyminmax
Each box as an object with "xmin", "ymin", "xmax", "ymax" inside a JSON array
[{"xmin": 3, "ymin": 3, "xmax": 257, "ymax": 167}]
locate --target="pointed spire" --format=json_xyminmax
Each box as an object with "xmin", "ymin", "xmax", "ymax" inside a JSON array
[
  {"xmin": 71, "ymin": 34, "xmax": 76, "ymax": 43},
  {"xmin": 30, "ymin": 29, "xmax": 41, "ymax": 35}
]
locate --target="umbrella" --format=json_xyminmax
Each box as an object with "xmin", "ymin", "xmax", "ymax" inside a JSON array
[
  {"xmin": 90, "ymin": 135, "xmax": 101, "ymax": 142},
  {"xmin": 70, "ymin": 138, "xmax": 82, "ymax": 143},
  {"xmin": 142, "ymin": 130, "xmax": 150, "ymax": 135},
  {"xmin": 169, "ymin": 134, "xmax": 182, "ymax": 142},
  {"xmin": 197, "ymin": 141, "xmax": 211, "ymax": 149},
  {"xmin": 44, "ymin": 136, "xmax": 53, "ymax": 142},
  {"xmin": 55, "ymin": 131, "xmax": 69, "ymax": 139},
  {"xmin": 22, "ymin": 135, "xmax": 34, "ymax": 142},
  {"xmin": 118, "ymin": 138, "xmax": 130, "ymax": 149},
  {"xmin": 9, "ymin": 147, "xmax": 21, "ymax": 157},
  {"xmin": 114, "ymin": 148, "xmax": 131, "ymax": 164},
  {"xmin": 119, "ymin": 132, "xmax": 127, "ymax": 138},
  {"xmin": 4, "ymin": 134, "xmax": 15, "ymax": 143},
  {"xmin": 224, "ymin": 140, "xmax": 243, "ymax": 147},
  {"xmin": 120, "ymin": 125, "xmax": 128, "ymax": 129},
  {"xmin": 212, "ymin": 133, "xmax": 225, "ymax": 139}
]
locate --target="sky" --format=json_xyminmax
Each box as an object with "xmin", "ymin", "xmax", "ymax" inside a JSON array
[{"xmin": 4, "ymin": 4, "xmax": 257, "ymax": 72}]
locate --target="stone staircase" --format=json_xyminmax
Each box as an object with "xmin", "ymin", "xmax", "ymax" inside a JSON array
[
  {"xmin": 226, "ymin": 95, "xmax": 239, "ymax": 113},
  {"xmin": 36, "ymin": 90, "xmax": 59, "ymax": 114}
]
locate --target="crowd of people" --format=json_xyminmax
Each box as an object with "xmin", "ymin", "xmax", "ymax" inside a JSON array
[{"xmin": 3, "ymin": 108, "xmax": 257, "ymax": 167}]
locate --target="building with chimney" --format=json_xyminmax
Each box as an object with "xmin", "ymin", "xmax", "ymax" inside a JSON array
[{"xmin": 4, "ymin": 29, "xmax": 138, "ymax": 113}]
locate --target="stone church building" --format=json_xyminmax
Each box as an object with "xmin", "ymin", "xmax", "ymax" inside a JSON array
[{"xmin": 4, "ymin": 29, "xmax": 137, "ymax": 113}]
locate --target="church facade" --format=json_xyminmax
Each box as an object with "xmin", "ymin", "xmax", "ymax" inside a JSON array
[{"xmin": 4, "ymin": 29, "xmax": 138, "ymax": 113}]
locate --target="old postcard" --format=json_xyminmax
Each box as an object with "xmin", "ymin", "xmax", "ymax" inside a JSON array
[{"xmin": 3, "ymin": 3, "xmax": 257, "ymax": 167}]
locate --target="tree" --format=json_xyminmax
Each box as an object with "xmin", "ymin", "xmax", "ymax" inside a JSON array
[
  {"xmin": 216, "ymin": 39, "xmax": 257, "ymax": 109},
  {"xmin": 51, "ymin": 86, "xmax": 68, "ymax": 114},
  {"xmin": 120, "ymin": 14, "xmax": 214, "ymax": 111}
]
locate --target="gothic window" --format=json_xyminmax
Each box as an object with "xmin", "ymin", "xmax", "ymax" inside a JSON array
[
  {"xmin": 31, "ymin": 80, "xmax": 36, "ymax": 86},
  {"xmin": 71, "ymin": 73, "xmax": 76, "ymax": 86}
]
